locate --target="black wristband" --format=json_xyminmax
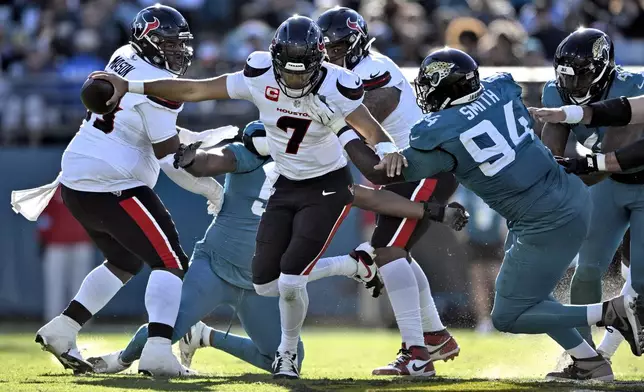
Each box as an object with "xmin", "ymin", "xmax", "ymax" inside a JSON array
[
  {"xmin": 614, "ymin": 138, "xmax": 644, "ymax": 171},
  {"xmin": 588, "ymin": 96, "xmax": 632, "ymax": 127}
]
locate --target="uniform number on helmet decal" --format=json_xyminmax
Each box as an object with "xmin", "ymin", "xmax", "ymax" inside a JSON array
[
  {"xmin": 265, "ymin": 86, "xmax": 280, "ymax": 102},
  {"xmin": 276, "ymin": 116, "xmax": 312, "ymax": 154}
]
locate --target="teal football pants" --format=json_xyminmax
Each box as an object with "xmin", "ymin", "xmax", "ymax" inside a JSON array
[
  {"xmin": 571, "ymin": 179, "xmax": 644, "ymax": 343},
  {"xmin": 119, "ymin": 251, "xmax": 304, "ymax": 372},
  {"xmin": 491, "ymin": 205, "xmax": 592, "ymax": 350}
]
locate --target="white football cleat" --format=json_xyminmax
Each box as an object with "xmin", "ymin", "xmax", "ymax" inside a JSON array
[
  {"xmin": 35, "ymin": 315, "xmax": 93, "ymax": 374},
  {"xmin": 272, "ymin": 351, "xmax": 299, "ymax": 379},
  {"xmin": 138, "ymin": 337, "xmax": 197, "ymax": 377},
  {"xmin": 350, "ymin": 242, "xmax": 384, "ymax": 298},
  {"xmin": 179, "ymin": 321, "xmax": 208, "ymax": 367},
  {"xmin": 87, "ymin": 351, "xmax": 131, "ymax": 374}
]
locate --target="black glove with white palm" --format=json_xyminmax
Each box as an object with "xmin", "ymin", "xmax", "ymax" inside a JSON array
[{"xmin": 423, "ymin": 201, "xmax": 469, "ymax": 231}]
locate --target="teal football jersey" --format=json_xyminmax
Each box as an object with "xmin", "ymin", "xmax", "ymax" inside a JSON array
[
  {"xmin": 193, "ymin": 135, "xmax": 275, "ymax": 290},
  {"xmin": 404, "ymin": 73, "xmax": 588, "ymax": 234},
  {"xmin": 542, "ymin": 67, "xmax": 644, "ymax": 152}
]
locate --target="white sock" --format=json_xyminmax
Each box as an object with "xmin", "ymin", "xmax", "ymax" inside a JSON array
[
  {"xmin": 587, "ymin": 303, "xmax": 604, "ymax": 325},
  {"xmin": 380, "ymin": 258, "xmax": 424, "ymax": 347},
  {"xmin": 410, "ymin": 259, "xmax": 445, "ymax": 332},
  {"xmin": 597, "ymin": 277, "xmax": 634, "ymax": 357},
  {"xmin": 72, "ymin": 264, "xmax": 123, "ymax": 315},
  {"xmin": 567, "ymin": 341, "xmax": 598, "ymax": 359},
  {"xmin": 145, "ymin": 270, "xmax": 182, "ymax": 329},
  {"xmin": 307, "ymin": 255, "xmax": 358, "ymax": 282},
  {"xmin": 202, "ymin": 325, "xmax": 214, "ymax": 347},
  {"xmin": 277, "ymin": 273, "xmax": 309, "ymax": 353}
]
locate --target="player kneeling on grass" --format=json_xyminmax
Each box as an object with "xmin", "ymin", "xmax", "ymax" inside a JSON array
[
  {"xmin": 308, "ymin": 47, "xmax": 644, "ymax": 381},
  {"xmin": 88, "ymin": 121, "xmax": 469, "ymax": 375}
]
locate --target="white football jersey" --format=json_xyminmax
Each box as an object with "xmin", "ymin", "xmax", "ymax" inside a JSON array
[
  {"xmin": 61, "ymin": 45, "xmax": 183, "ymax": 192},
  {"xmin": 226, "ymin": 51, "xmax": 364, "ymax": 180},
  {"xmin": 351, "ymin": 51, "xmax": 422, "ymax": 149}
]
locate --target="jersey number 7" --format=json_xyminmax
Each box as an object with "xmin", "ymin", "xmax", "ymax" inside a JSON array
[
  {"xmin": 460, "ymin": 101, "xmax": 534, "ymax": 177},
  {"xmin": 276, "ymin": 116, "xmax": 312, "ymax": 154}
]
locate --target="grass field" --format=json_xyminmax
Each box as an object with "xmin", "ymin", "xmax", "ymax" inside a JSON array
[{"xmin": 2, "ymin": 326, "xmax": 644, "ymax": 392}]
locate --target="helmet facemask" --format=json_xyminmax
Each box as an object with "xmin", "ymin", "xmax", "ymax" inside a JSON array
[
  {"xmin": 273, "ymin": 60, "xmax": 322, "ymax": 98},
  {"xmin": 555, "ymin": 59, "xmax": 610, "ymax": 105},
  {"xmin": 143, "ymin": 31, "xmax": 193, "ymax": 76}
]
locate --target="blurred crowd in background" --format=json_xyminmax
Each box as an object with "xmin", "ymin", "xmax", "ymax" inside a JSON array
[
  {"xmin": 0, "ymin": 0, "xmax": 636, "ymax": 329},
  {"xmin": 1, "ymin": 0, "xmax": 644, "ymax": 145}
]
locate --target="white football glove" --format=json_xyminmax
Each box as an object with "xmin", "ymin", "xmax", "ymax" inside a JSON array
[
  {"xmin": 207, "ymin": 198, "xmax": 223, "ymax": 217},
  {"xmin": 304, "ymin": 94, "xmax": 347, "ymax": 134}
]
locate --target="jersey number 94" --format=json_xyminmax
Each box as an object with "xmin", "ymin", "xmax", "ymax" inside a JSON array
[{"xmin": 460, "ymin": 101, "xmax": 534, "ymax": 177}]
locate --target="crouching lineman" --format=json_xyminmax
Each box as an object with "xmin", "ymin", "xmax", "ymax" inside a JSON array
[
  {"xmin": 26, "ymin": 5, "xmax": 225, "ymax": 376},
  {"xmin": 308, "ymin": 47, "xmax": 644, "ymax": 381},
  {"xmin": 87, "ymin": 121, "xmax": 469, "ymax": 375}
]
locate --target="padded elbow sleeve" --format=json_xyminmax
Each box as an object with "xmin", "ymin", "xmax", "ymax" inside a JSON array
[{"xmin": 588, "ymin": 97, "xmax": 632, "ymax": 127}]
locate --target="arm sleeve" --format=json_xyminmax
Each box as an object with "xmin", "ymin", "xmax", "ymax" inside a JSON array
[
  {"xmin": 402, "ymin": 147, "xmax": 456, "ymax": 182},
  {"xmin": 225, "ymin": 142, "xmax": 268, "ymax": 173},
  {"xmin": 136, "ymin": 103, "xmax": 179, "ymax": 144},
  {"xmin": 614, "ymin": 138, "xmax": 644, "ymax": 171},
  {"xmin": 225, "ymin": 71, "xmax": 253, "ymax": 101}
]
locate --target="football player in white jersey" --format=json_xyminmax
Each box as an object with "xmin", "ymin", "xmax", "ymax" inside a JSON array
[
  {"xmin": 314, "ymin": 7, "xmax": 460, "ymax": 376},
  {"xmin": 92, "ymin": 16, "xmax": 408, "ymax": 379},
  {"xmin": 34, "ymin": 5, "xmax": 223, "ymax": 376}
]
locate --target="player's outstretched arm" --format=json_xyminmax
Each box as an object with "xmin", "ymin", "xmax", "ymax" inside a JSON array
[
  {"xmin": 529, "ymin": 95, "xmax": 644, "ymax": 127},
  {"xmin": 173, "ymin": 144, "xmax": 238, "ymax": 177},
  {"xmin": 341, "ymin": 133, "xmax": 405, "ymax": 185},
  {"xmin": 353, "ymin": 185, "xmax": 423, "ymax": 218},
  {"xmin": 556, "ymin": 139, "xmax": 644, "ymax": 174},
  {"xmin": 345, "ymin": 105, "xmax": 397, "ymax": 150},
  {"xmin": 352, "ymin": 185, "xmax": 469, "ymax": 231},
  {"xmin": 90, "ymin": 71, "xmax": 231, "ymax": 106}
]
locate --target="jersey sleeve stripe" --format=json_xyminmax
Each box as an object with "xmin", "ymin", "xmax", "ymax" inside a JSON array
[
  {"xmin": 243, "ymin": 63, "xmax": 271, "ymax": 78},
  {"xmin": 336, "ymin": 80, "xmax": 364, "ymax": 101},
  {"xmin": 363, "ymin": 71, "xmax": 392, "ymax": 91},
  {"xmin": 146, "ymin": 95, "xmax": 182, "ymax": 109}
]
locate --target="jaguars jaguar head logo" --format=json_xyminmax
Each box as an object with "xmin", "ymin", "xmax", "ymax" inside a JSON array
[
  {"xmin": 592, "ymin": 36, "xmax": 609, "ymax": 61},
  {"xmin": 423, "ymin": 61, "xmax": 455, "ymax": 87}
]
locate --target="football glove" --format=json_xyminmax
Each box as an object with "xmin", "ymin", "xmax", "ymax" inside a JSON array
[
  {"xmin": 303, "ymin": 94, "xmax": 347, "ymax": 134},
  {"xmin": 423, "ymin": 201, "xmax": 469, "ymax": 231},
  {"xmin": 173, "ymin": 142, "xmax": 202, "ymax": 169},
  {"xmin": 555, "ymin": 155, "xmax": 600, "ymax": 175}
]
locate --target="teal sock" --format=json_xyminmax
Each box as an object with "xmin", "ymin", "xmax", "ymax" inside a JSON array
[{"xmin": 570, "ymin": 276, "xmax": 602, "ymax": 347}]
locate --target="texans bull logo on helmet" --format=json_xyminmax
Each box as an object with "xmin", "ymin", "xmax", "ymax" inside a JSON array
[
  {"xmin": 346, "ymin": 18, "xmax": 366, "ymax": 37},
  {"xmin": 317, "ymin": 37, "xmax": 325, "ymax": 53},
  {"xmin": 135, "ymin": 16, "xmax": 160, "ymax": 40}
]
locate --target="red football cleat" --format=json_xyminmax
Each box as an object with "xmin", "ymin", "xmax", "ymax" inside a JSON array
[
  {"xmin": 425, "ymin": 330, "xmax": 460, "ymax": 362},
  {"xmin": 372, "ymin": 345, "xmax": 436, "ymax": 377}
]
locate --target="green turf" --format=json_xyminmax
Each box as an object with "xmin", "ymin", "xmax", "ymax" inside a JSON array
[{"xmin": 1, "ymin": 327, "xmax": 643, "ymax": 391}]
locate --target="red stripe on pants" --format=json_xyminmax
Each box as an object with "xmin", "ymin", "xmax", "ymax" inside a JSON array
[
  {"xmin": 302, "ymin": 203, "xmax": 353, "ymax": 275},
  {"xmin": 389, "ymin": 179, "xmax": 438, "ymax": 248},
  {"xmin": 119, "ymin": 197, "xmax": 181, "ymax": 269}
]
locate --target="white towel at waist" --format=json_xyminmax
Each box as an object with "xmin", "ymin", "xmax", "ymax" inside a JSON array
[{"xmin": 11, "ymin": 173, "xmax": 62, "ymax": 221}]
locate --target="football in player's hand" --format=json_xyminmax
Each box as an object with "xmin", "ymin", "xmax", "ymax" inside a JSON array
[{"xmin": 80, "ymin": 78, "xmax": 117, "ymax": 114}]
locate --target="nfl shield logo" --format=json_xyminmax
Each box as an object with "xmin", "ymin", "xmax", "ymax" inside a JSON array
[{"xmin": 293, "ymin": 100, "xmax": 301, "ymax": 108}]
